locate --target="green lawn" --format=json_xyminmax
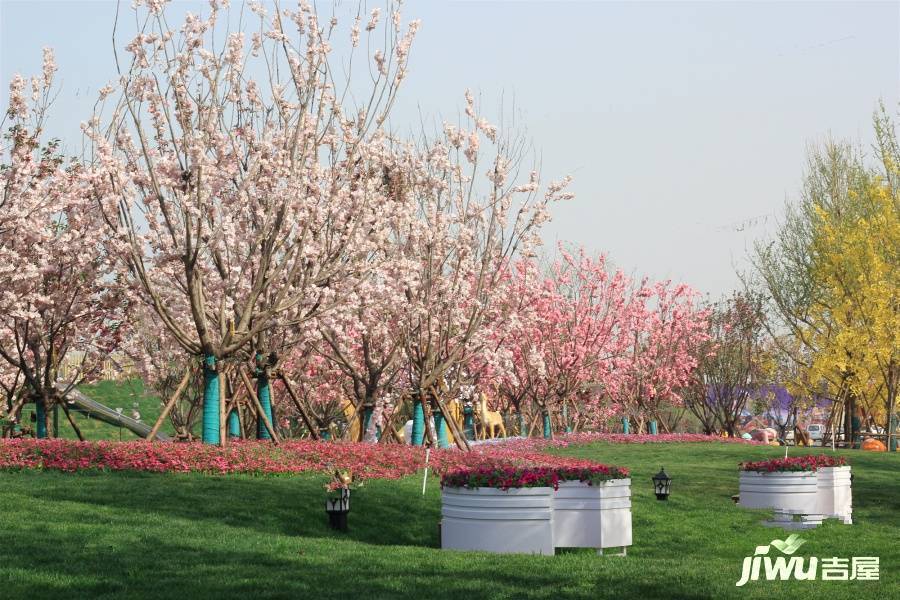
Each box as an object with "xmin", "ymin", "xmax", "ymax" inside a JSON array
[{"xmin": 0, "ymin": 442, "xmax": 897, "ymax": 599}]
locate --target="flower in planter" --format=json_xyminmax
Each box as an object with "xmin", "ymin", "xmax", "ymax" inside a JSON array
[
  {"xmin": 441, "ymin": 462, "xmax": 629, "ymax": 490},
  {"xmin": 738, "ymin": 455, "xmax": 847, "ymax": 473},
  {"xmin": 555, "ymin": 465, "xmax": 630, "ymax": 485}
]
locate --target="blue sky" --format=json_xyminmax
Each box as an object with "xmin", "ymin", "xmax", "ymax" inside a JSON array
[{"xmin": 2, "ymin": 0, "xmax": 898, "ymax": 297}]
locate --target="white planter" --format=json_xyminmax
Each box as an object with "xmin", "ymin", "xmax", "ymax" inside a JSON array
[
  {"xmin": 553, "ymin": 479, "xmax": 632, "ymax": 552},
  {"xmin": 441, "ymin": 487, "xmax": 554, "ymax": 555},
  {"xmin": 816, "ymin": 466, "xmax": 852, "ymax": 524},
  {"xmin": 738, "ymin": 471, "xmax": 818, "ymax": 514}
]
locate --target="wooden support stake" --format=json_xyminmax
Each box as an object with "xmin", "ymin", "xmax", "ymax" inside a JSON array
[
  {"xmin": 421, "ymin": 399, "xmax": 437, "ymax": 447},
  {"xmin": 238, "ymin": 368, "xmax": 280, "ymax": 444},
  {"xmin": 147, "ymin": 368, "xmax": 193, "ymax": 441},
  {"xmin": 6, "ymin": 395, "xmax": 28, "ymax": 428},
  {"xmin": 378, "ymin": 407, "xmax": 403, "ymax": 444},
  {"xmin": 60, "ymin": 401, "xmax": 84, "ymax": 441},
  {"xmin": 278, "ymin": 374, "xmax": 320, "ymax": 440},
  {"xmin": 341, "ymin": 399, "xmax": 363, "ymax": 441},
  {"xmin": 237, "ymin": 402, "xmax": 247, "ymax": 439},
  {"xmin": 229, "ymin": 386, "xmax": 249, "ymax": 440},
  {"xmin": 526, "ymin": 412, "xmax": 540, "ymax": 438},
  {"xmin": 219, "ymin": 366, "xmax": 227, "ymax": 446}
]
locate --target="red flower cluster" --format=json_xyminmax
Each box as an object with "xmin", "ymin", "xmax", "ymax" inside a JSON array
[
  {"xmin": 739, "ymin": 454, "xmax": 847, "ymax": 473},
  {"xmin": 441, "ymin": 463, "xmax": 629, "ymax": 491},
  {"xmin": 0, "ymin": 438, "xmax": 622, "ymax": 488}
]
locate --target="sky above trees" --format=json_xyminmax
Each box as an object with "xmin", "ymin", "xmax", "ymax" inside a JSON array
[{"xmin": 1, "ymin": 0, "xmax": 897, "ymax": 298}]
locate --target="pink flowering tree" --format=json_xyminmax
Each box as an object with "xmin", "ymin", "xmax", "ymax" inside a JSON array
[
  {"xmin": 278, "ymin": 350, "xmax": 348, "ymax": 439},
  {"xmin": 312, "ymin": 262, "xmax": 408, "ymax": 442},
  {"xmin": 609, "ymin": 281, "xmax": 710, "ymax": 433},
  {"xmin": 0, "ymin": 355, "xmax": 23, "ymax": 436},
  {"xmin": 1, "ymin": 50, "xmax": 126, "ymax": 438},
  {"xmin": 85, "ymin": 1, "xmax": 419, "ymax": 443},
  {"xmin": 391, "ymin": 95, "xmax": 574, "ymax": 446},
  {"xmin": 503, "ymin": 250, "xmax": 636, "ymax": 438}
]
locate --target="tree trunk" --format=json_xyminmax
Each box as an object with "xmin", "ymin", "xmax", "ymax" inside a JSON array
[
  {"xmin": 362, "ymin": 402, "xmax": 375, "ymax": 442},
  {"xmin": 411, "ymin": 394, "xmax": 425, "ymax": 446},
  {"xmin": 562, "ymin": 402, "xmax": 571, "ymax": 433},
  {"xmin": 464, "ymin": 404, "xmax": 476, "ymax": 440},
  {"xmin": 433, "ymin": 399, "xmax": 449, "ymax": 448},
  {"xmin": 35, "ymin": 396, "xmax": 48, "ymax": 439},
  {"xmin": 255, "ymin": 355, "xmax": 273, "ymax": 440},
  {"xmin": 201, "ymin": 355, "xmax": 220, "ymax": 444},
  {"xmin": 228, "ymin": 409, "xmax": 240, "ymax": 438}
]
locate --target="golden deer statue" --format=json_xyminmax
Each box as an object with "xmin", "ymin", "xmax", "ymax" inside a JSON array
[{"xmin": 478, "ymin": 392, "xmax": 506, "ymax": 439}]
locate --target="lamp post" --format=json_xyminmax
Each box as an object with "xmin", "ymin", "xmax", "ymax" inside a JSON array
[
  {"xmin": 326, "ymin": 469, "xmax": 352, "ymax": 531},
  {"xmin": 652, "ymin": 467, "xmax": 672, "ymax": 501},
  {"xmin": 325, "ymin": 488, "xmax": 350, "ymax": 531}
]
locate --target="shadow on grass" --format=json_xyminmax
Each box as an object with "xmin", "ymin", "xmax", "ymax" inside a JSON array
[
  {"xmin": 22, "ymin": 471, "xmax": 442, "ymax": 548},
  {"xmin": 0, "ymin": 527, "xmax": 716, "ymax": 600}
]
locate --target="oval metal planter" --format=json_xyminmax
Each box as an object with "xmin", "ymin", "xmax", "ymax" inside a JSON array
[{"xmin": 738, "ymin": 471, "xmax": 818, "ymax": 513}]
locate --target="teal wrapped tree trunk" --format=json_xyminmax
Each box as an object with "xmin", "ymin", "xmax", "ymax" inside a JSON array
[
  {"xmin": 518, "ymin": 412, "xmax": 526, "ymax": 437},
  {"xmin": 35, "ymin": 398, "xmax": 48, "ymax": 439},
  {"xmin": 256, "ymin": 360, "xmax": 273, "ymax": 440},
  {"xmin": 891, "ymin": 416, "xmax": 898, "ymax": 452},
  {"xmin": 362, "ymin": 405, "xmax": 374, "ymax": 440},
  {"xmin": 622, "ymin": 416, "xmax": 630, "ymax": 434},
  {"xmin": 542, "ymin": 412, "xmax": 552, "ymax": 439},
  {"xmin": 411, "ymin": 398, "xmax": 425, "ymax": 446},
  {"xmin": 649, "ymin": 420, "xmax": 658, "ymax": 435},
  {"xmin": 464, "ymin": 405, "xmax": 475, "ymax": 440},
  {"xmin": 434, "ymin": 411, "xmax": 449, "ymax": 448},
  {"xmin": 562, "ymin": 403, "xmax": 572, "ymax": 433},
  {"xmin": 201, "ymin": 355, "xmax": 220, "ymax": 444},
  {"xmin": 227, "ymin": 409, "xmax": 240, "ymax": 438}
]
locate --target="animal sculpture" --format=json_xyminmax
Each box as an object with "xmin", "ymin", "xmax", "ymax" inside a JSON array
[
  {"xmin": 478, "ymin": 392, "xmax": 506, "ymax": 439},
  {"xmin": 793, "ymin": 426, "xmax": 811, "ymax": 447}
]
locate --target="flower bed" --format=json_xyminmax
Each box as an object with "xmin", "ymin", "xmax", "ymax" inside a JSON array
[
  {"xmin": 440, "ymin": 464, "xmax": 629, "ymax": 491},
  {"xmin": 739, "ymin": 455, "xmax": 847, "ymax": 473},
  {"xmin": 484, "ymin": 433, "xmax": 765, "ymax": 451},
  {"xmin": 0, "ymin": 438, "xmax": 621, "ymax": 489}
]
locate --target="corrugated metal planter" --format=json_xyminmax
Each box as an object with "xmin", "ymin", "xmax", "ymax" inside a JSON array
[
  {"xmin": 441, "ymin": 486, "xmax": 555, "ymax": 555},
  {"xmin": 738, "ymin": 471, "xmax": 819, "ymax": 513},
  {"xmin": 816, "ymin": 466, "xmax": 852, "ymax": 524},
  {"xmin": 553, "ymin": 479, "xmax": 632, "ymax": 554}
]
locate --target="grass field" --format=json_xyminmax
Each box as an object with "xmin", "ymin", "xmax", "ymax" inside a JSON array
[{"xmin": 0, "ymin": 441, "xmax": 896, "ymax": 599}]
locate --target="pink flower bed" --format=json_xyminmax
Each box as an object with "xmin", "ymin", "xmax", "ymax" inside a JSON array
[
  {"xmin": 487, "ymin": 432, "xmax": 765, "ymax": 450},
  {"xmin": 0, "ymin": 433, "xmax": 759, "ymax": 486},
  {"xmin": 0, "ymin": 438, "xmax": 618, "ymax": 486},
  {"xmin": 739, "ymin": 454, "xmax": 847, "ymax": 473}
]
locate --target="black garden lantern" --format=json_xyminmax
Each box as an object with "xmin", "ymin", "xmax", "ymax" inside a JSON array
[
  {"xmin": 325, "ymin": 488, "xmax": 350, "ymax": 531},
  {"xmin": 652, "ymin": 467, "xmax": 672, "ymax": 501}
]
